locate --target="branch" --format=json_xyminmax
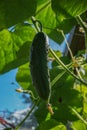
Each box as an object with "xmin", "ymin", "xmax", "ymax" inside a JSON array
[
  {"xmin": 76, "ymin": 16, "xmax": 87, "ymax": 55},
  {"xmin": 57, "ymin": 29, "xmax": 74, "ymax": 61},
  {"xmin": 51, "ymin": 71, "xmax": 65, "ymax": 87},
  {"xmin": 49, "ymin": 48, "xmax": 87, "ymax": 86},
  {"xmin": 69, "ymin": 106, "xmax": 87, "ymax": 125},
  {"xmin": 76, "ymin": 15, "xmax": 87, "ymax": 31},
  {"xmin": 31, "ymin": 16, "xmax": 41, "ymax": 32},
  {"xmin": 57, "ymin": 29, "xmax": 83, "ymax": 80}
]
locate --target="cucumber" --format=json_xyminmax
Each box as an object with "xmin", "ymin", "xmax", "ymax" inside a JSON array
[{"xmin": 30, "ymin": 32, "xmax": 51, "ymax": 101}]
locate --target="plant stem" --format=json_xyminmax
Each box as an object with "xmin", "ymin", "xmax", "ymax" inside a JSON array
[
  {"xmin": 69, "ymin": 106, "xmax": 87, "ymax": 125},
  {"xmin": 76, "ymin": 16, "xmax": 87, "ymax": 31},
  {"xmin": 51, "ymin": 71, "xmax": 65, "ymax": 87},
  {"xmin": 76, "ymin": 15, "xmax": 87, "ymax": 57},
  {"xmin": 57, "ymin": 29, "xmax": 83, "ymax": 79},
  {"xmin": 49, "ymin": 48, "xmax": 87, "ymax": 86},
  {"xmin": 57, "ymin": 29, "xmax": 74, "ymax": 61},
  {"xmin": 15, "ymin": 100, "xmax": 39, "ymax": 130},
  {"xmin": 31, "ymin": 16, "xmax": 41, "ymax": 32},
  {"xmin": 85, "ymin": 32, "xmax": 87, "ymax": 59}
]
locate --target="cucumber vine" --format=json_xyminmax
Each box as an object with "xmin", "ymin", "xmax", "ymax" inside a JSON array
[{"xmin": 15, "ymin": 15, "xmax": 87, "ymax": 129}]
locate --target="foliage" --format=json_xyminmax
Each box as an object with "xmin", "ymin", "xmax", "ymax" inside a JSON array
[{"xmin": 0, "ymin": 0, "xmax": 87, "ymax": 130}]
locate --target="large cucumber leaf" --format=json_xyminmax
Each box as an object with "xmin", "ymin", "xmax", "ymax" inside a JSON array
[
  {"xmin": 0, "ymin": 0, "xmax": 36, "ymax": 29},
  {"xmin": 51, "ymin": 0, "xmax": 87, "ymax": 21},
  {"xmin": 0, "ymin": 25, "xmax": 35, "ymax": 73}
]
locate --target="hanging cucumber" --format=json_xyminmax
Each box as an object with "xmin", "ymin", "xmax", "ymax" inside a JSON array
[{"xmin": 30, "ymin": 31, "xmax": 51, "ymax": 102}]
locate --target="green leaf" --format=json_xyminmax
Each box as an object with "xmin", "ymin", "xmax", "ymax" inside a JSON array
[
  {"xmin": 48, "ymin": 29, "xmax": 64, "ymax": 44},
  {"xmin": 16, "ymin": 63, "xmax": 37, "ymax": 97},
  {"xmin": 36, "ymin": 119, "xmax": 66, "ymax": 130},
  {"xmin": 0, "ymin": 0, "xmax": 36, "ymax": 29},
  {"xmin": 57, "ymin": 18, "xmax": 77, "ymax": 34},
  {"xmin": 35, "ymin": 1, "xmax": 81, "ymax": 43},
  {"xmin": 51, "ymin": 0, "xmax": 87, "ymax": 21},
  {"xmin": 35, "ymin": 1, "xmax": 64, "ymax": 43},
  {"xmin": 35, "ymin": 67, "xmax": 83, "ymax": 124},
  {"xmin": 51, "ymin": 70, "xmax": 65, "ymax": 87},
  {"xmin": 71, "ymin": 120, "xmax": 87, "ymax": 130},
  {"xmin": 1, "ymin": 41, "xmax": 31, "ymax": 73},
  {"xmin": 0, "ymin": 29, "xmax": 13, "ymax": 72},
  {"xmin": 36, "ymin": 1, "xmax": 56, "ymax": 29},
  {"xmin": 51, "ymin": 73, "xmax": 82, "ymax": 107},
  {"xmin": 35, "ymin": 1, "xmax": 77, "ymax": 44},
  {"xmin": 16, "ymin": 63, "xmax": 32, "ymax": 90},
  {"xmin": 36, "ymin": 0, "xmax": 50, "ymax": 7},
  {"xmin": 36, "ymin": 1, "xmax": 62, "ymax": 43},
  {"xmin": 76, "ymin": 84, "xmax": 87, "ymax": 116},
  {"xmin": 50, "ymin": 66, "xmax": 63, "ymax": 82},
  {"xmin": 0, "ymin": 25, "xmax": 35, "ymax": 73},
  {"xmin": 50, "ymin": 71, "xmax": 83, "ymax": 123},
  {"xmin": 35, "ymin": 101, "xmax": 50, "ymax": 124}
]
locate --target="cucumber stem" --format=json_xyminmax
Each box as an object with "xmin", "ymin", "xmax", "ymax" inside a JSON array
[
  {"xmin": 51, "ymin": 71, "xmax": 65, "ymax": 87},
  {"xmin": 57, "ymin": 29, "xmax": 83, "ymax": 79},
  {"xmin": 15, "ymin": 100, "xmax": 40, "ymax": 130},
  {"xmin": 76, "ymin": 15, "xmax": 87, "ymax": 31},
  {"xmin": 76, "ymin": 15, "xmax": 87, "ymax": 59},
  {"xmin": 31, "ymin": 16, "xmax": 43, "ymax": 32},
  {"xmin": 31, "ymin": 16, "xmax": 41, "ymax": 32},
  {"xmin": 16, "ymin": 89, "xmax": 39, "ymax": 101},
  {"xmin": 49, "ymin": 47, "xmax": 87, "ymax": 86},
  {"xmin": 57, "ymin": 29, "xmax": 74, "ymax": 61}
]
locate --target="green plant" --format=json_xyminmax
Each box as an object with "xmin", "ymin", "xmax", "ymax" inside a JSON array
[{"xmin": 0, "ymin": 0, "xmax": 87, "ymax": 130}]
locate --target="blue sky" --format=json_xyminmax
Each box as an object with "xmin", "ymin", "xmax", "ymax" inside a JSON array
[{"xmin": 0, "ymin": 69, "xmax": 29, "ymax": 113}]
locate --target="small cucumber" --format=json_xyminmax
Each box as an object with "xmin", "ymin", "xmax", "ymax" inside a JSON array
[{"xmin": 30, "ymin": 32, "xmax": 51, "ymax": 101}]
